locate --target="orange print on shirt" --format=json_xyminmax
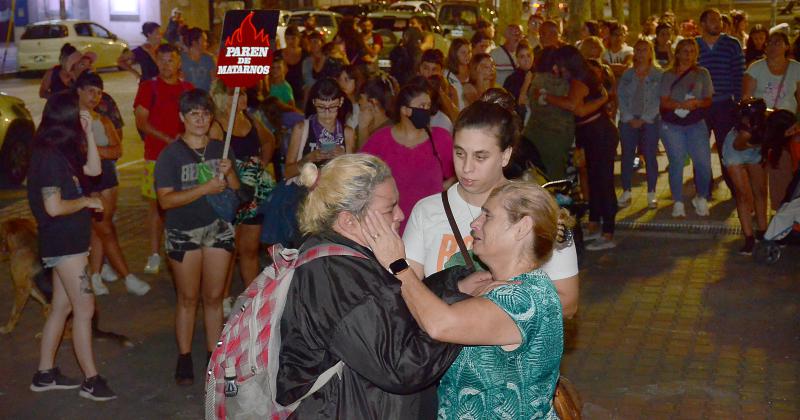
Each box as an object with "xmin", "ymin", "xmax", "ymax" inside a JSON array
[{"xmin": 436, "ymin": 234, "xmax": 474, "ymax": 271}]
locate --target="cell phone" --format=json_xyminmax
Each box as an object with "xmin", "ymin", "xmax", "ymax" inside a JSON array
[{"xmin": 320, "ymin": 142, "xmax": 336, "ymax": 153}]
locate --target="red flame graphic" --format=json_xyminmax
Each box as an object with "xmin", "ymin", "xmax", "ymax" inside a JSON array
[{"xmin": 225, "ymin": 12, "xmax": 270, "ymax": 47}]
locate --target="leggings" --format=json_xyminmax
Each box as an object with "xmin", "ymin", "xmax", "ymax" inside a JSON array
[{"xmin": 577, "ymin": 115, "xmax": 619, "ymax": 235}]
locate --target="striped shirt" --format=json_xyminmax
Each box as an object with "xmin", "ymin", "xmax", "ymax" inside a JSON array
[{"xmin": 696, "ymin": 35, "xmax": 745, "ymax": 103}]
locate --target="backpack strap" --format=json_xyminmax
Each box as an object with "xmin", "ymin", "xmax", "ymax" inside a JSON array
[
  {"xmin": 295, "ymin": 243, "xmax": 367, "ymax": 266},
  {"xmin": 284, "ymin": 360, "xmax": 344, "ymax": 412}
]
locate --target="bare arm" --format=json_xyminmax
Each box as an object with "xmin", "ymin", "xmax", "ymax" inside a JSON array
[
  {"xmin": 344, "ymin": 126, "xmax": 355, "ymax": 153},
  {"xmin": 545, "ymin": 80, "xmax": 608, "ymax": 117},
  {"xmin": 42, "ymin": 187, "xmax": 102, "ymax": 217},
  {"xmin": 135, "ymin": 105, "xmax": 174, "ymax": 144},
  {"xmin": 253, "ymin": 118, "xmax": 276, "ymax": 165},
  {"xmin": 742, "ymin": 73, "xmax": 756, "ymax": 99},
  {"xmin": 81, "ymin": 112, "xmax": 101, "ymax": 176},
  {"xmin": 39, "ymin": 69, "xmax": 53, "ymax": 99},
  {"xmin": 553, "ymin": 274, "xmax": 579, "ymax": 319},
  {"xmin": 283, "ymin": 122, "xmax": 305, "ymax": 178},
  {"xmin": 157, "ymin": 182, "xmax": 216, "ymax": 210}
]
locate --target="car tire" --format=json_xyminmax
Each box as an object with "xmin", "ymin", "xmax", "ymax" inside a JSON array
[{"xmin": 1, "ymin": 122, "xmax": 34, "ymax": 185}]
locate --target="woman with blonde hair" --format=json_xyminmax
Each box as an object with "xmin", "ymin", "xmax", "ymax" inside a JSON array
[
  {"xmin": 658, "ymin": 38, "xmax": 714, "ymax": 218},
  {"xmin": 578, "ymin": 36, "xmax": 605, "ymax": 60},
  {"xmin": 617, "ymin": 39, "xmax": 663, "ymax": 208},
  {"xmin": 366, "ymin": 179, "xmax": 565, "ymax": 418},
  {"xmin": 275, "ymin": 153, "xmax": 478, "ymax": 417}
]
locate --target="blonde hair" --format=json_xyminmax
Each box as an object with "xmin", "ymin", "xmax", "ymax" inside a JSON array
[
  {"xmin": 488, "ymin": 181, "xmax": 572, "ymax": 266},
  {"xmin": 298, "ymin": 154, "xmax": 393, "ymax": 236},
  {"xmin": 209, "ymin": 79, "xmax": 234, "ymax": 121},
  {"xmin": 669, "ymin": 38, "xmax": 698, "ymax": 72},
  {"xmin": 633, "ymin": 38, "xmax": 656, "ymax": 68},
  {"xmin": 578, "ymin": 36, "xmax": 604, "ymax": 60}
]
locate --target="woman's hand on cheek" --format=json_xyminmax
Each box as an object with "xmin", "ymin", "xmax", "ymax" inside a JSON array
[{"xmin": 361, "ymin": 210, "xmax": 406, "ymax": 271}]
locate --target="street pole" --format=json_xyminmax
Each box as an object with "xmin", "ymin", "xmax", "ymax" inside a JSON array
[{"xmin": 60, "ymin": 0, "xmax": 66, "ymax": 19}]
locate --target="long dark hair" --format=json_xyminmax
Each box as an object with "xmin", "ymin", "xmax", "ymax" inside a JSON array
[
  {"xmin": 554, "ymin": 45, "xmax": 602, "ymax": 96},
  {"xmin": 304, "ymin": 77, "xmax": 348, "ymax": 124},
  {"xmin": 32, "ymin": 91, "xmax": 86, "ymax": 175},
  {"xmin": 746, "ymin": 24, "xmax": 769, "ymax": 53},
  {"xmin": 393, "ymin": 82, "xmax": 429, "ymax": 124}
]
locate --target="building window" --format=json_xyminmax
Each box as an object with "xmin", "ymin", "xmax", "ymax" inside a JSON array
[{"xmin": 110, "ymin": 0, "xmax": 139, "ymax": 22}]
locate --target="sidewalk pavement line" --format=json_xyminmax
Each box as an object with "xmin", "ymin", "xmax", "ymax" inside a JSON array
[{"xmin": 117, "ymin": 159, "xmax": 144, "ymax": 169}]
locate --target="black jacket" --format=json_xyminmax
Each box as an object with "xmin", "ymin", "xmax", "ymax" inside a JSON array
[{"xmin": 276, "ymin": 231, "xmax": 470, "ymax": 419}]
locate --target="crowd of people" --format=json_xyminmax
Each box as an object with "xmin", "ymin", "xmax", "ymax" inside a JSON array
[{"xmin": 23, "ymin": 5, "xmax": 800, "ymax": 414}]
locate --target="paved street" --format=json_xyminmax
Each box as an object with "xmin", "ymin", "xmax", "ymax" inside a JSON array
[{"xmin": 0, "ymin": 70, "xmax": 798, "ymax": 418}]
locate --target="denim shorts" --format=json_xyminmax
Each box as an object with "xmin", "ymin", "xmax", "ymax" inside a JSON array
[
  {"xmin": 723, "ymin": 134, "xmax": 762, "ymax": 166},
  {"xmin": 42, "ymin": 251, "xmax": 90, "ymax": 269},
  {"xmin": 165, "ymin": 219, "xmax": 235, "ymax": 262}
]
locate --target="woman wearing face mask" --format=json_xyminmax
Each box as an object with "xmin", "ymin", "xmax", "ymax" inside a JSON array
[
  {"xmin": 361, "ymin": 83, "xmax": 456, "ymax": 234},
  {"xmin": 284, "ymin": 78, "xmax": 355, "ymax": 179}
]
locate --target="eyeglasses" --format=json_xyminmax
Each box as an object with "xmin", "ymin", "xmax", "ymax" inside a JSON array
[
  {"xmin": 314, "ymin": 103, "xmax": 341, "ymax": 114},
  {"xmin": 185, "ymin": 110, "xmax": 212, "ymax": 119}
]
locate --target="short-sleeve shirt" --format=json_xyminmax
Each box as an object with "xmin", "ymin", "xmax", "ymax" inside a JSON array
[
  {"xmin": 132, "ymin": 45, "xmax": 159, "ymax": 82},
  {"xmin": 180, "ymin": 52, "xmax": 215, "ymax": 92},
  {"xmin": 659, "ymin": 67, "xmax": 714, "ymax": 103},
  {"xmin": 154, "ymin": 139, "xmax": 234, "ymax": 231},
  {"xmin": 133, "ymin": 77, "xmax": 195, "ymax": 161},
  {"xmin": 361, "ymin": 126, "xmax": 455, "ymax": 234},
  {"xmin": 26, "ymin": 150, "xmax": 91, "ymax": 258},
  {"xmin": 269, "ymin": 81, "xmax": 295, "ymax": 106},
  {"xmin": 402, "ymin": 183, "xmax": 580, "ymax": 280},
  {"xmin": 745, "ymin": 59, "xmax": 800, "ymax": 112},
  {"xmin": 437, "ymin": 270, "xmax": 563, "ymax": 419},
  {"xmin": 490, "ymin": 45, "xmax": 517, "ymax": 86},
  {"xmin": 602, "ymin": 44, "xmax": 634, "ymax": 65}
]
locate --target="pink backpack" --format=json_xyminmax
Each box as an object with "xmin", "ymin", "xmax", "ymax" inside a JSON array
[{"xmin": 205, "ymin": 244, "xmax": 367, "ymax": 419}]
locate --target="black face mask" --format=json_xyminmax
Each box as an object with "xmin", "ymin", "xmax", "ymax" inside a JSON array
[{"xmin": 408, "ymin": 107, "xmax": 431, "ymax": 129}]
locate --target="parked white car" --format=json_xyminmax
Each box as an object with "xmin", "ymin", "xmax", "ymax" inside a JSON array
[
  {"xmin": 17, "ymin": 19, "xmax": 128, "ymax": 72},
  {"xmin": 276, "ymin": 11, "xmax": 342, "ymax": 49},
  {"xmin": 388, "ymin": 1, "xmax": 437, "ymax": 16}
]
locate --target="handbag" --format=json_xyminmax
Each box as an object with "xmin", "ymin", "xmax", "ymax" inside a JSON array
[
  {"xmin": 553, "ymin": 375, "xmax": 582, "ymax": 420},
  {"xmin": 660, "ymin": 67, "xmax": 706, "ymax": 126}
]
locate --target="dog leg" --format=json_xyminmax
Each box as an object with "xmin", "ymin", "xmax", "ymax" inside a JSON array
[
  {"xmin": 0, "ymin": 288, "xmax": 31, "ymax": 334},
  {"xmin": 29, "ymin": 287, "xmax": 51, "ymax": 318}
]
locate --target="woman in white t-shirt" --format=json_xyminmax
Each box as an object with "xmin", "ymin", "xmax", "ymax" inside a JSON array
[
  {"xmin": 445, "ymin": 38, "xmax": 472, "ymax": 110},
  {"xmin": 402, "ymin": 95, "xmax": 580, "ymax": 318},
  {"xmin": 742, "ymin": 31, "xmax": 800, "ymax": 219}
]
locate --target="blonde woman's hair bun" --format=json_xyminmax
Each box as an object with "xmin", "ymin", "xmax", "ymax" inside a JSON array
[{"xmin": 298, "ymin": 162, "xmax": 320, "ymax": 189}]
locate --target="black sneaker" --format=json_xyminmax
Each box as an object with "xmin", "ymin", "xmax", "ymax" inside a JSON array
[
  {"xmin": 175, "ymin": 353, "xmax": 194, "ymax": 386},
  {"xmin": 79, "ymin": 375, "xmax": 117, "ymax": 401},
  {"xmin": 30, "ymin": 367, "xmax": 81, "ymax": 392}
]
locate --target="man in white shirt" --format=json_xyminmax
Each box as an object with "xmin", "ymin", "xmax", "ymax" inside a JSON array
[
  {"xmin": 403, "ymin": 100, "xmax": 580, "ymax": 318},
  {"xmin": 490, "ymin": 24, "xmax": 524, "ymax": 86}
]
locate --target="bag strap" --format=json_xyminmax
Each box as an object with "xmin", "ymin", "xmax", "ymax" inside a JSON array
[
  {"xmin": 669, "ymin": 67, "xmax": 695, "ymax": 94},
  {"xmin": 773, "ymin": 68, "xmax": 789, "ymax": 109},
  {"xmin": 285, "ymin": 361, "xmax": 344, "ymax": 412},
  {"xmin": 441, "ymin": 191, "xmax": 475, "ymax": 271},
  {"xmin": 500, "ymin": 45, "xmax": 517, "ymax": 70}
]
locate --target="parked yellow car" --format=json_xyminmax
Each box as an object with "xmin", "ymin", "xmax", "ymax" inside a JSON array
[{"xmin": 0, "ymin": 93, "xmax": 35, "ymax": 184}]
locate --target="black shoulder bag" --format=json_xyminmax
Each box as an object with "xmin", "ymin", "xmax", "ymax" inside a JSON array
[{"xmin": 441, "ymin": 190, "xmax": 475, "ymax": 272}]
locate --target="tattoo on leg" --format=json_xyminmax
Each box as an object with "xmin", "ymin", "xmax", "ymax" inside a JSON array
[{"xmin": 79, "ymin": 265, "xmax": 93, "ymax": 295}]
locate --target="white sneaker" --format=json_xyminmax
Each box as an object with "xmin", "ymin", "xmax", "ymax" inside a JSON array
[
  {"xmin": 223, "ymin": 296, "xmax": 234, "ymax": 318},
  {"xmin": 125, "ymin": 274, "xmax": 151, "ymax": 296},
  {"xmin": 586, "ymin": 237, "xmax": 617, "ymax": 251},
  {"xmin": 618, "ymin": 190, "xmax": 632, "ymax": 207},
  {"xmin": 91, "ymin": 273, "xmax": 109, "ymax": 296},
  {"xmin": 672, "ymin": 202, "xmax": 686, "ymax": 218},
  {"xmin": 100, "ymin": 263, "xmax": 118, "ymax": 282},
  {"xmin": 143, "ymin": 254, "xmax": 160, "ymax": 274},
  {"xmin": 691, "ymin": 196, "xmax": 710, "ymax": 217},
  {"xmin": 647, "ymin": 192, "xmax": 657, "ymax": 209}
]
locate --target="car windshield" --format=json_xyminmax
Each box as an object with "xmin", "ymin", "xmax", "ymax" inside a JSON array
[
  {"xmin": 390, "ymin": 5, "xmax": 417, "ymax": 12},
  {"xmin": 289, "ymin": 14, "xmax": 334, "ymax": 27},
  {"xmin": 329, "ymin": 6, "xmax": 361, "ymax": 16},
  {"xmin": 439, "ymin": 5, "xmax": 479, "ymax": 26},
  {"xmin": 21, "ymin": 24, "xmax": 68, "ymax": 39},
  {"xmin": 370, "ymin": 17, "xmax": 410, "ymax": 33}
]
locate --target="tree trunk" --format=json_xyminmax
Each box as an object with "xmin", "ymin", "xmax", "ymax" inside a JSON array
[
  {"xmin": 568, "ymin": 0, "xmax": 591, "ymax": 42},
  {"xmin": 611, "ymin": 0, "xmax": 624, "ymax": 22},
  {"xmin": 629, "ymin": 0, "xmax": 641, "ymax": 36},
  {"xmin": 591, "ymin": 0, "xmax": 604, "ymax": 19},
  {"xmin": 640, "ymin": 0, "xmax": 651, "ymax": 24}
]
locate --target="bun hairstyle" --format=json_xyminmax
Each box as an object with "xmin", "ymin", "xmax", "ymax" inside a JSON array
[
  {"xmin": 298, "ymin": 154, "xmax": 393, "ymax": 235},
  {"xmin": 454, "ymin": 94, "xmax": 519, "ymax": 151}
]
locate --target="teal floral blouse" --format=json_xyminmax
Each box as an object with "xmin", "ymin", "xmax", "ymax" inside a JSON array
[{"xmin": 437, "ymin": 270, "xmax": 564, "ymax": 419}]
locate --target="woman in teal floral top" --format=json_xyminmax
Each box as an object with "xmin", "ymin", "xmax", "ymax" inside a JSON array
[{"xmin": 364, "ymin": 179, "xmax": 564, "ymax": 419}]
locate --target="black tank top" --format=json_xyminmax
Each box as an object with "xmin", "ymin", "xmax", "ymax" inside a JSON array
[
  {"xmin": 575, "ymin": 82, "xmax": 606, "ymax": 124},
  {"xmin": 222, "ymin": 115, "xmax": 261, "ymax": 160},
  {"xmin": 50, "ymin": 66, "xmax": 70, "ymax": 95}
]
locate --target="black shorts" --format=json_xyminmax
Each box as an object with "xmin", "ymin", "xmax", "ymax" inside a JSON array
[
  {"xmin": 86, "ymin": 160, "xmax": 119, "ymax": 193},
  {"xmin": 165, "ymin": 219, "xmax": 235, "ymax": 262}
]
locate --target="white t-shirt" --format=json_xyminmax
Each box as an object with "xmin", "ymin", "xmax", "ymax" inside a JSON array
[
  {"xmin": 403, "ymin": 183, "xmax": 579, "ymax": 280},
  {"xmin": 745, "ymin": 59, "xmax": 800, "ymax": 112},
  {"xmin": 602, "ymin": 44, "xmax": 633, "ymax": 65},
  {"xmin": 490, "ymin": 45, "xmax": 517, "ymax": 87},
  {"xmin": 445, "ymin": 70, "xmax": 467, "ymax": 111},
  {"xmin": 431, "ymin": 110, "xmax": 453, "ymax": 134}
]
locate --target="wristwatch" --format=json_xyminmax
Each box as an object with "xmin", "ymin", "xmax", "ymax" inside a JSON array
[{"xmin": 389, "ymin": 258, "xmax": 410, "ymax": 275}]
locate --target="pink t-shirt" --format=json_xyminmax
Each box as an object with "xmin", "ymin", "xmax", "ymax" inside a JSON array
[{"xmin": 362, "ymin": 126, "xmax": 455, "ymax": 234}]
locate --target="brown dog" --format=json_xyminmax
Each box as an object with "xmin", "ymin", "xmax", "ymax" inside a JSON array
[
  {"xmin": 0, "ymin": 218, "xmax": 49, "ymax": 333},
  {"xmin": 0, "ymin": 218, "xmax": 133, "ymax": 347}
]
